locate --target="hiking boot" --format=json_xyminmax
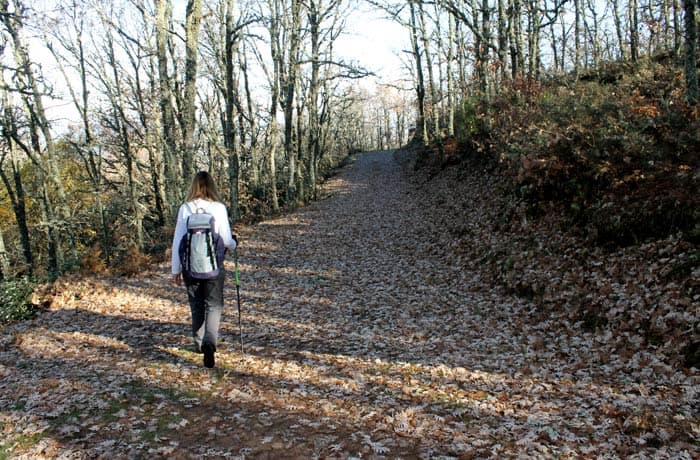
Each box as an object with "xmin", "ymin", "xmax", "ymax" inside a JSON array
[{"xmin": 202, "ymin": 342, "xmax": 216, "ymax": 368}]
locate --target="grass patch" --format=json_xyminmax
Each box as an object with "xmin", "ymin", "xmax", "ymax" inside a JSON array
[
  {"xmin": 0, "ymin": 278, "xmax": 38, "ymax": 324},
  {"xmin": 0, "ymin": 432, "xmax": 47, "ymax": 460}
]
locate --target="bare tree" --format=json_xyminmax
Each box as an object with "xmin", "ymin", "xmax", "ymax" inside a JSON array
[
  {"xmin": 1, "ymin": 0, "xmax": 75, "ymax": 278},
  {"xmin": 204, "ymin": 0, "xmax": 255, "ymax": 221},
  {"xmin": 45, "ymin": 0, "xmax": 112, "ymax": 260},
  {"xmin": 224, "ymin": 0, "xmax": 242, "ymax": 221},
  {"xmin": 417, "ymin": 0, "xmax": 444, "ymax": 156},
  {"xmin": 97, "ymin": 11, "xmax": 145, "ymax": 250},
  {"xmin": 282, "ymin": 0, "xmax": 303, "ymax": 204},
  {"xmin": 0, "ymin": 91, "xmax": 33, "ymax": 275},
  {"xmin": 611, "ymin": 0, "xmax": 626, "ymax": 60},
  {"xmin": 446, "ymin": 9, "xmax": 456, "ymax": 135},
  {"xmin": 408, "ymin": 1, "xmax": 428, "ymax": 143},
  {"xmin": 509, "ymin": 0, "xmax": 526, "ymax": 78},
  {"xmin": 265, "ymin": 0, "xmax": 283, "ymax": 212},
  {"xmin": 156, "ymin": 0, "xmax": 179, "ymax": 216}
]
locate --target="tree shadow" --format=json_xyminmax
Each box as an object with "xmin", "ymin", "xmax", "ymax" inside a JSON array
[
  {"xmin": 1, "ymin": 268, "xmax": 695, "ymax": 458},
  {"xmin": 2, "ymin": 311, "xmax": 429, "ymax": 457}
]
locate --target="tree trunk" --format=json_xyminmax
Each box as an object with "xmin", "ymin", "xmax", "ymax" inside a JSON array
[
  {"xmin": 585, "ymin": 0, "xmax": 600, "ymax": 68},
  {"xmin": 559, "ymin": 8, "xmax": 567, "ymax": 70},
  {"xmin": 106, "ymin": 32, "xmax": 144, "ymax": 250},
  {"xmin": 480, "ymin": 0, "xmax": 493, "ymax": 91},
  {"xmin": 527, "ymin": 0, "xmax": 542, "ymax": 79},
  {"xmin": 240, "ymin": 42, "xmax": 260, "ymax": 189},
  {"xmin": 0, "ymin": 126, "xmax": 33, "ymax": 275},
  {"xmin": 447, "ymin": 12, "xmax": 455, "ymax": 136},
  {"xmin": 267, "ymin": 0, "xmax": 282, "ymax": 212},
  {"xmin": 224, "ymin": 0, "xmax": 241, "ymax": 221},
  {"xmin": 630, "ymin": 0, "xmax": 639, "ymax": 62},
  {"xmin": 2, "ymin": 0, "xmax": 73, "ymax": 275},
  {"xmin": 39, "ymin": 186, "xmax": 60, "ymax": 280},
  {"xmin": 686, "ymin": 0, "xmax": 698, "ymax": 104},
  {"xmin": 182, "ymin": 0, "xmax": 202, "ymax": 185},
  {"xmin": 418, "ymin": 0, "xmax": 443, "ymax": 155},
  {"xmin": 649, "ymin": 0, "xmax": 660, "ymax": 57},
  {"xmin": 574, "ymin": 0, "xmax": 582, "ymax": 74},
  {"xmin": 497, "ymin": 0, "xmax": 508, "ymax": 82},
  {"xmin": 674, "ymin": 0, "xmax": 682, "ymax": 58},
  {"xmin": 283, "ymin": 0, "xmax": 302, "ymax": 205},
  {"xmin": 295, "ymin": 77, "xmax": 305, "ymax": 200},
  {"xmin": 408, "ymin": 0, "xmax": 427, "ymax": 145},
  {"xmin": 662, "ymin": 0, "xmax": 671, "ymax": 52},
  {"xmin": 307, "ymin": 0, "xmax": 322, "ymax": 198},
  {"xmin": 0, "ymin": 225, "xmax": 9, "ymax": 280},
  {"xmin": 549, "ymin": 15, "xmax": 560, "ymax": 71},
  {"xmin": 146, "ymin": 51, "xmax": 167, "ymax": 228},
  {"xmin": 156, "ymin": 0, "xmax": 179, "ymax": 215},
  {"xmin": 433, "ymin": 1, "xmax": 446, "ymax": 119},
  {"xmin": 611, "ymin": 0, "xmax": 625, "ymax": 60},
  {"xmin": 508, "ymin": 0, "xmax": 524, "ymax": 78}
]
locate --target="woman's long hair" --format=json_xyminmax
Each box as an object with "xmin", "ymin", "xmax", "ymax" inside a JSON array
[{"xmin": 186, "ymin": 171, "xmax": 222, "ymax": 202}]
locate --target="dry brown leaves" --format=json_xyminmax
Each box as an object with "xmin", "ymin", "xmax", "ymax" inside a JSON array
[{"xmin": 0, "ymin": 150, "xmax": 697, "ymax": 459}]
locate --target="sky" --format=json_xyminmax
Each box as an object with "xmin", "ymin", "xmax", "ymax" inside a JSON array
[
  {"xmin": 23, "ymin": 0, "xmax": 409, "ymax": 127},
  {"xmin": 335, "ymin": 6, "xmax": 409, "ymax": 86}
]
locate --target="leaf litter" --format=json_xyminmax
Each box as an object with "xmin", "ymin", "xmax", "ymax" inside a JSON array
[{"xmin": 0, "ymin": 150, "xmax": 698, "ymax": 458}]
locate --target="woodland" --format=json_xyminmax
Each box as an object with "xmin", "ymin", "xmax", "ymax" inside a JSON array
[{"xmin": 0, "ymin": 0, "xmax": 699, "ymax": 457}]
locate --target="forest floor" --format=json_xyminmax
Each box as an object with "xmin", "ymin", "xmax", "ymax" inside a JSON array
[{"xmin": 1, "ymin": 149, "xmax": 698, "ymax": 459}]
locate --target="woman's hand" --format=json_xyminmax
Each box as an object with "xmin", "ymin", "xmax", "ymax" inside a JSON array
[{"xmin": 174, "ymin": 273, "xmax": 182, "ymax": 286}]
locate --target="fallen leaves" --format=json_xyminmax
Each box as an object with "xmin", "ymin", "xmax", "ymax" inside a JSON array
[{"xmin": 0, "ymin": 150, "xmax": 697, "ymax": 458}]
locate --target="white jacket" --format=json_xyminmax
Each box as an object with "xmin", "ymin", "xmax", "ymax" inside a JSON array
[{"xmin": 171, "ymin": 199, "xmax": 237, "ymax": 275}]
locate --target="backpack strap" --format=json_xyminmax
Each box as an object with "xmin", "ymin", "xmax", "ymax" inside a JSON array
[
  {"xmin": 186, "ymin": 201, "xmax": 212, "ymax": 216},
  {"xmin": 186, "ymin": 202, "xmax": 201, "ymax": 216}
]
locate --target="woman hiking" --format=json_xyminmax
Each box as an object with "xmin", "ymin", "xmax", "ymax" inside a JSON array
[{"xmin": 171, "ymin": 171, "xmax": 237, "ymax": 368}]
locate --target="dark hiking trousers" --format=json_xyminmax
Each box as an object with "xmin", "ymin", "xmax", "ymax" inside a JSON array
[{"xmin": 184, "ymin": 271, "xmax": 225, "ymax": 351}]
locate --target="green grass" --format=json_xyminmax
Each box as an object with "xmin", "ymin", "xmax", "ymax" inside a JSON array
[{"xmin": 0, "ymin": 432, "xmax": 47, "ymax": 460}]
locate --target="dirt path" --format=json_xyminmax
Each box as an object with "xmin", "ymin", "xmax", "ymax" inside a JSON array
[{"xmin": 1, "ymin": 150, "xmax": 697, "ymax": 459}]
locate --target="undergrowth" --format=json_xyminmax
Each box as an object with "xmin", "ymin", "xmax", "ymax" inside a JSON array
[
  {"xmin": 0, "ymin": 277, "xmax": 37, "ymax": 324},
  {"xmin": 451, "ymin": 61, "xmax": 700, "ymax": 247}
]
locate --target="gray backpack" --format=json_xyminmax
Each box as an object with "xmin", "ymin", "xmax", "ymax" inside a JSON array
[{"xmin": 178, "ymin": 206, "xmax": 225, "ymax": 279}]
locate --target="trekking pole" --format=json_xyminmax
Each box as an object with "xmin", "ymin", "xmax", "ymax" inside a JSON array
[{"xmin": 234, "ymin": 247, "xmax": 243, "ymax": 354}]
